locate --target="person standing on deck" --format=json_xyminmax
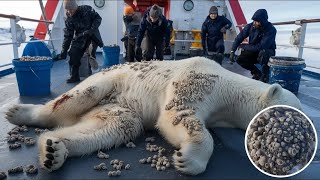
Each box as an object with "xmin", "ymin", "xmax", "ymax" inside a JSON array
[
  {"xmin": 135, "ymin": 4, "xmax": 170, "ymax": 61},
  {"xmin": 201, "ymin": 6, "xmax": 232, "ymax": 65},
  {"xmin": 54, "ymin": 0, "xmax": 103, "ymax": 83},
  {"xmin": 122, "ymin": 5, "xmax": 142, "ymax": 62},
  {"xmin": 229, "ymin": 9, "xmax": 277, "ymax": 83}
]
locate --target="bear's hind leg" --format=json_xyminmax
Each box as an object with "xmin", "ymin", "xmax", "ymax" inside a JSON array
[
  {"xmin": 38, "ymin": 104, "xmax": 144, "ymax": 171},
  {"xmin": 6, "ymin": 73, "xmax": 118, "ymax": 128},
  {"xmin": 156, "ymin": 109, "xmax": 214, "ymax": 175}
]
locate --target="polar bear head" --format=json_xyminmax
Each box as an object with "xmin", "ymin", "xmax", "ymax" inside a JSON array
[{"xmin": 220, "ymin": 79, "xmax": 302, "ymax": 130}]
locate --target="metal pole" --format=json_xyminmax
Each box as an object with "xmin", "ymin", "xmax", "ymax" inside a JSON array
[
  {"xmin": 298, "ymin": 23, "xmax": 307, "ymax": 59},
  {"xmin": 38, "ymin": 0, "xmax": 56, "ymax": 55},
  {"xmin": 10, "ymin": 18, "xmax": 19, "ymax": 59}
]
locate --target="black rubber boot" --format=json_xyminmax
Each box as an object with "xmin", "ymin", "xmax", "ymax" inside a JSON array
[
  {"xmin": 251, "ymin": 68, "xmax": 262, "ymax": 80},
  {"xmin": 260, "ymin": 65, "xmax": 270, "ymax": 83},
  {"xmin": 67, "ymin": 66, "xmax": 80, "ymax": 83},
  {"xmin": 211, "ymin": 52, "xmax": 223, "ymax": 65},
  {"xmin": 217, "ymin": 53, "xmax": 224, "ymax": 65}
]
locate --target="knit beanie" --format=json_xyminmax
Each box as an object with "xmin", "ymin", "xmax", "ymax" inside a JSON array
[
  {"xmin": 149, "ymin": 4, "xmax": 162, "ymax": 18},
  {"xmin": 64, "ymin": 0, "xmax": 78, "ymax": 10},
  {"xmin": 124, "ymin": 5, "xmax": 134, "ymax": 15},
  {"xmin": 209, "ymin": 6, "xmax": 218, "ymax": 14}
]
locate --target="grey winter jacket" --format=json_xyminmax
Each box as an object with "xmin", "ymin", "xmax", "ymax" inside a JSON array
[
  {"xmin": 123, "ymin": 12, "xmax": 142, "ymax": 39},
  {"xmin": 62, "ymin": 5, "xmax": 103, "ymax": 53}
]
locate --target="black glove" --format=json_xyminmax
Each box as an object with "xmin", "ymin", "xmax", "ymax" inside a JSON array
[
  {"xmin": 53, "ymin": 51, "xmax": 67, "ymax": 61},
  {"xmin": 135, "ymin": 46, "xmax": 142, "ymax": 62},
  {"xmin": 123, "ymin": 15, "xmax": 133, "ymax": 23},
  {"xmin": 121, "ymin": 36, "xmax": 129, "ymax": 42},
  {"xmin": 229, "ymin": 51, "xmax": 235, "ymax": 64},
  {"xmin": 220, "ymin": 27, "xmax": 227, "ymax": 33},
  {"xmin": 164, "ymin": 46, "xmax": 171, "ymax": 55},
  {"xmin": 83, "ymin": 29, "xmax": 93, "ymax": 36}
]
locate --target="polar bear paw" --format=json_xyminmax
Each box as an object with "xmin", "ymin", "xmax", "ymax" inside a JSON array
[
  {"xmin": 39, "ymin": 137, "xmax": 68, "ymax": 172},
  {"xmin": 5, "ymin": 104, "xmax": 41, "ymax": 126},
  {"xmin": 173, "ymin": 148, "xmax": 208, "ymax": 175}
]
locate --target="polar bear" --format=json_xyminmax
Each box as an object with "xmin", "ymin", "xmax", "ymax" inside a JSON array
[{"xmin": 5, "ymin": 57, "xmax": 301, "ymax": 175}]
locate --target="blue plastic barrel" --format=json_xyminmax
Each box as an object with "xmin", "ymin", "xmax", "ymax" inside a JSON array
[
  {"xmin": 102, "ymin": 45, "xmax": 120, "ymax": 68},
  {"xmin": 268, "ymin": 56, "xmax": 306, "ymax": 94},
  {"xmin": 22, "ymin": 37, "xmax": 52, "ymax": 57},
  {"xmin": 12, "ymin": 59, "xmax": 53, "ymax": 96}
]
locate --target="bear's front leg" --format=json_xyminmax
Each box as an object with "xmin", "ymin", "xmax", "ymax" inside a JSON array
[{"xmin": 156, "ymin": 109, "xmax": 214, "ymax": 175}]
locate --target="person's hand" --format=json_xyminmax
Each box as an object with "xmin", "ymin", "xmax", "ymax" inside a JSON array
[
  {"xmin": 121, "ymin": 36, "xmax": 128, "ymax": 42},
  {"xmin": 135, "ymin": 46, "xmax": 142, "ymax": 61},
  {"xmin": 83, "ymin": 29, "xmax": 93, "ymax": 36},
  {"xmin": 229, "ymin": 51, "xmax": 235, "ymax": 64},
  {"xmin": 220, "ymin": 27, "xmax": 227, "ymax": 33},
  {"xmin": 53, "ymin": 51, "xmax": 67, "ymax": 61},
  {"xmin": 238, "ymin": 44, "xmax": 246, "ymax": 50}
]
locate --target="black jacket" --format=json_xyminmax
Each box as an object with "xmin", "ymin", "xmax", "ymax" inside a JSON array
[
  {"xmin": 232, "ymin": 9, "xmax": 276, "ymax": 52},
  {"xmin": 136, "ymin": 7, "xmax": 170, "ymax": 47},
  {"xmin": 62, "ymin": 5, "xmax": 103, "ymax": 53},
  {"xmin": 201, "ymin": 15, "xmax": 232, "ymax": 51}
]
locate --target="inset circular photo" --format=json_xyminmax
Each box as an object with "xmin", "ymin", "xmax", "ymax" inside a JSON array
[{"xmin": 245, "ymin": 105, "xmax": 317, "ymax": 178}]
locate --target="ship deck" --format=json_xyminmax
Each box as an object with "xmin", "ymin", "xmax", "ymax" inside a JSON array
[{"xmin": 0, "ymin": 54, "xmax": 319, "ymax": 179}]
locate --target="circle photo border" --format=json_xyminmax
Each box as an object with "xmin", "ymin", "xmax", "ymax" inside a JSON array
[{"xmin": 244, "ymin": 105, "xmax": 318, "ymax": 178}]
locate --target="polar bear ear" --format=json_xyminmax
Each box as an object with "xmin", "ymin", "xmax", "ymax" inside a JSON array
[{"xmin": 264, "ymin": 84, "xmax": 283, "ymax": 99}]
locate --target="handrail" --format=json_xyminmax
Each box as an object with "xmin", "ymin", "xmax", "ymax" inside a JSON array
[
  {"xmin": 0, "ymin": 63, "xmax": 12, "ymax": 68},
  {"xmin": 237, "ymin": 18, "xmax": 320, "ymax": 27},
  {"xmin": 273, "ymin": 19, "xmax": 320, "ymax": 26},
  {"xmin": 0, "ymin": 39, "xmax": 62, "ymax": 46},
  {"xmin": 0, "ymin": 13, "xmax": 54, "ymax": 24}
]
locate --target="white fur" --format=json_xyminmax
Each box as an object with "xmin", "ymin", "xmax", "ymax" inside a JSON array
[{"xmin": 5, "ymin": 57, "xmax": 301, "ymax": 175}]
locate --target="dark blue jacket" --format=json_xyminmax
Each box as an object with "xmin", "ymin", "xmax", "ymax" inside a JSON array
[
  {"xmin": 136, "ymin": 8, "xmax": 170, "ymax": 47},
  {"xmin": 201, "ymin": 15, "xmax": 232, "ymax": 51},
  {"xmin": 232, "ymin": 9, "xmax": 276, "ymax": 52}
]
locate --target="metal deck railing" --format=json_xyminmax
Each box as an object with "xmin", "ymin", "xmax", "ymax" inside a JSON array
[{"xmin": 0, "ymin": 12, "xmax": 320, "ymax": 75}]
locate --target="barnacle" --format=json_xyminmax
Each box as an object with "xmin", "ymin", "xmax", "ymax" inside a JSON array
[
  {"xmin": 8, "ymin": 166, "xmax": 23, "ymax": 174},
  {"xmin": 19, "ymin": 56, "xmax": 51, "ymax": 61},
  {"xmin": 34, "ymin": 128, "xmax": 49, "ymax": 134},
  {"xmin": 247, "ymin": 106, "xmax": 316, "ymax": 175},
  {"xmin": 108, "ymin": 170, "xmax": 120, "ymax": 177},
  {"xmin": 145, "ymin": 137, "xmax": 156, "ymax": 142},
  {"xmin": 139, "ymin": 158, "xmax": 146, "ymax": 164},
  {"xmin": 94, "ymin": 163, "xmax": 107, "ymax": 170},
  {"xmin": 124, "ymin": 164, "xmax": 130, "ymax": 170},
  {"xmin": 25, "ymin": 165, "xmax": 38, "ymax": 174},
  {"xmin": 9, "ymin": 142, "xmax": 21, "ymax": 150},
  {"xmin": 0, "ymin": 172, "xmax": 7, "ymax": 179},
  {"xmin": 97, "ymin": 151, "xmax": 109, "ymax": 159},
  {"xmin": 166, "ymin": 72, "xmax": 217, "ymax": 132},
  {"xmin": 140, "ymin": 143, "xmax": 171, "ymax": 172},
  {"xmin": 24, "ymin": 137, "xmax": 36, "ymax": 146},
  {"xmin": 126, "ymin": 142, "xmax": 136, "ymax": 148}
]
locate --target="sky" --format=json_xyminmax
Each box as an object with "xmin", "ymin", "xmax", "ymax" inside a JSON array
[{"xmin": 0, "ymin": 1, "xmax": 319, "ymax": 29}]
